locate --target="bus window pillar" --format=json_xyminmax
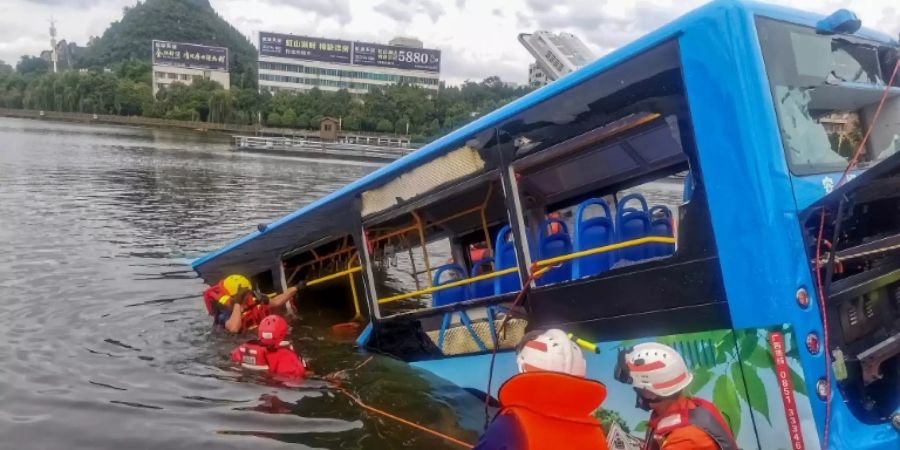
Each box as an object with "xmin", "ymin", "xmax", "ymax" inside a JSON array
[
  {"xmin": 273, "ymin": 258, "xmax": 287, "ymax": 292},
  {"xmin": 497, "ymin": 130, "xmax": 534, "ymax": 285},
  {"xmin": 354, "ymin": 222, "xmax": 382, "ymax": 320}
]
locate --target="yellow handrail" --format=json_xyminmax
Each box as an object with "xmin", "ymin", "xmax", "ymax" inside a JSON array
[
  {"xmin": 377, "ymin": 236, "xmax": 676, "ymax": 305},
  {"xmin": 306, "ymin": 266, "xmax": 362, "ymax": 286},
  {"xmin": 411, "ymin": 211, "xmax": 432, "ymax": 286},
  {"xmin": 534, "ymin": 236, "xmax": 676, "ymax": 268},
  {"xmin": 347, "ymin": 257, "xmax": 363, "ymax": 320},
  {"xmin": 378, "ymin": 267, "xmax": 519, "ymax": 304}
]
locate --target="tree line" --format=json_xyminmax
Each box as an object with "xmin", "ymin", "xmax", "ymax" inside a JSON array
[{"xmin": 0, "ymin": 58, "xmax": 532, "ymax": 142}]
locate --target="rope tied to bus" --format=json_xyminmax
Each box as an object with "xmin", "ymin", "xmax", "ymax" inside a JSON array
[
  {"xmin": 483, "ymin": 263, "xmax": 553, "ymax": 431},
  {"xmin": 814, "ymin": 55, "xmax": 900, "ymax": 450},
  {"xmin": 322, "ymin": 356, "xmax": 475, "ymax": 449}
]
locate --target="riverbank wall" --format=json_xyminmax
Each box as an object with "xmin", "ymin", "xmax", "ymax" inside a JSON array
[{"xmin": 0, "ymin": 108, "xmax": 411, "ymax": 142}]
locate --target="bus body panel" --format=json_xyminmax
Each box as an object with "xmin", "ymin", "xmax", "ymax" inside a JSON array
[{"xmin": 681, "ymin": 3, "xmax": 898, "ymax": 448}]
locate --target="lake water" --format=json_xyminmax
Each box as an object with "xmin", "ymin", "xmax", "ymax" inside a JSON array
[{"xmin": 0, "ymin": 118, "xmax": 482, "ymax": 449}]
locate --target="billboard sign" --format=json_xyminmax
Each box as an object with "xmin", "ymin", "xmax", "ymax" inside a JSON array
[
  {"xmin": 259, "ymin": 32, "xmax": 352, "ymax": 64},
  {"xmin": 152, "ymin": 40, "xmax": 228, "ymax": 71},
  {"xmin": 258, "ymin": 32, "xmax": 441, "ymax": 73},
  {"xmin": 352, "ymin": 42, "xmax": 440, "ymax": 72}
]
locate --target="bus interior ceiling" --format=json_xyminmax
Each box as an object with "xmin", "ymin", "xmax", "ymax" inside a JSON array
[{"xmin": 282, "ymin": 235, "xmax": 363, "ymax": 322}]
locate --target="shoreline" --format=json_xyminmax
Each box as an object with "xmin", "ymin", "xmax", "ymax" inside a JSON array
[{"xmin": 0, "ymin": 107, "xmax": 259, "ymax": 135}]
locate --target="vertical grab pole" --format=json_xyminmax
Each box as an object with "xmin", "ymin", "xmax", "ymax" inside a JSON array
[
  {"xmin": 496, "ymin": 129, "xmax": 534, "ymax": 288},
  {"xmin": 411, "ymin": 211, "xmax": 432, "ymax": 287},
  {"xmin": 480, "ymin": 184, "xmax": 495, "ymax": 259},
  {"xmin": 353, "ymin": 213, "xmax": 381, "ymax": 321},
  {"xmin": 402, "ymin": 234, "xmax": 422, "ymax": 291},
  {"xmin": 347, "ymin": 252, "xmax": 362, "ymax": 321}
]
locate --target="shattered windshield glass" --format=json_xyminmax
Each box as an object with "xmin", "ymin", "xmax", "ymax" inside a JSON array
[{"xmin": 757, "ymin": 17, "xmax": 900, "ymax": 175}]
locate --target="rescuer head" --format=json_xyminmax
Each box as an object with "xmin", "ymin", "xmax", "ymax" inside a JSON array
[
  {"xmin": 257, "ymin": 315, "xmax": 289, "ymax": 347},
  {"xmin": 614, "ymin": 342, "xmax": 693, "ymax": 411},
  {"xmin": 515, "ymin": 329, "xmax": 587, "ymax": 377}
]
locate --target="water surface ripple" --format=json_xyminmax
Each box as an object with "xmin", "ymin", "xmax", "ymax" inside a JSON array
[{"xmin": 0, "ymin": 118, "xmax": 480, "ymax": 450}]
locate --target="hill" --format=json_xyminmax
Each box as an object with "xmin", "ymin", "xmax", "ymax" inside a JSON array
[{"xmin": 78, "ymin": 0, "xmax": 257, "ymax": 88}]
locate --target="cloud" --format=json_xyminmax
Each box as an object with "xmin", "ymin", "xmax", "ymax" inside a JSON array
[
  {"xmin": 259, "ymin": 0, "xmax": 353, "ymax": 25},
  {"xmin": 442, "ymin": 46, "xmax": 522, "ymax": 83},
  {"xmin": 374, "ymin": 0, "xmax": 445, "ymax": 23}
]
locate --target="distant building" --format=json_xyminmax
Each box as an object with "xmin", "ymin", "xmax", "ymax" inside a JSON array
[
  {"xmin": 606, "ymin": 423, "xmax": 644, "ymax": 450},
  {"xmin": 320, "ymin": 117, "xmax": 339, "ymax": 141},
  {"xmin": 257, "ymin": 33, "xmax": 441, "ymax": 95},
  {"xmin": 519, "ymin": 31, "xmax": 595, "ymax": 83},
  {"xmin": 150, "ymin": 40, "xmax": 230, "ymax": 96},
  {"xmin": 388, "ymin": 36, "xmax": 424, "ymax": 48},
  {"xmin": 528, "ymin": 62, "xmax": 549, "ymax": 87}
]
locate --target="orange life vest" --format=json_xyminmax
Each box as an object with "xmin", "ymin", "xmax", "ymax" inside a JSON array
[
  {"xmin": 497, "ymin": 371, "xmax": 609, "ymax": 450},
  {"xmin": 240, "ymin": 303, "xmax": 270, "ymax": 330},
  {"xmin": 203, "ymin": 280, "xmax": 268, "ymax": 331},
  {"xmin": 645, "ymin": 397, "xmax": 737, "ymax": 450},
  {"xmin": 202, "ymin": 280, "xmax": 229, "ymax": 315}
]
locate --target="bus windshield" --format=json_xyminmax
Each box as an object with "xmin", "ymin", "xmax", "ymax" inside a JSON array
[{"xmin": 757, "ymin": 17, "xmax": 900, "ymax": 175}]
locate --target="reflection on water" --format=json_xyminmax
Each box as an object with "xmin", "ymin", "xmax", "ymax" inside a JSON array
[{"xmin": 0, "ymin": 118, "xmax": 480, "ymax": 449}]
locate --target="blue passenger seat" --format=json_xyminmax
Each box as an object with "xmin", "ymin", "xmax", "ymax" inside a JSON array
[
  {"xmin": 649, "ymin": 205, "xmax": 675, "ymax": 257},
  {"xmin": 493, "ymin": 225, "xmax": 521, "ymax": 295},
  {"xmin": 573, "ymin": 198, "xmax": 615, "ymax": 278},
  {"xmin": 431, "ymin": 263, "xmax": 468, "ymax": 307},
  {"xmin": 536, "ymin": 217, "xmax": 573, "ymax": 286},
  {"xmin": 616, "ymin": 194, "xmax": 651, "ymax": 262},
  {"xmin": 468, "ymin": 257, "xmax": 495, "ymax": 299}
]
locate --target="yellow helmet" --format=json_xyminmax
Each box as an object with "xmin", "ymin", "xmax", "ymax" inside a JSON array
[{"xmin": 222, "ymin": 274, "xmax": 252, "ymax": 295}]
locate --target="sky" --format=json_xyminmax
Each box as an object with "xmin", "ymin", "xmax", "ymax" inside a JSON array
[{"xmin": 0, "ymin": 0, "xmax": 897, "ymax": 85}]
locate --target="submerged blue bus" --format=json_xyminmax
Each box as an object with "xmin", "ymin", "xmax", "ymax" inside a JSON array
[{"xmin": 193, "ymin": 1, "xmax": 900, "ymax": 448}]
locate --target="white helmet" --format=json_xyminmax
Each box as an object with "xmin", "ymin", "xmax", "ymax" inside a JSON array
[
  {"xmin": 516, "ymin": 329, "xmax": 586, "ymax": 377},
  {"xmin": 621, "ymin": 342, "xmax": 692, "ymax": 397}
]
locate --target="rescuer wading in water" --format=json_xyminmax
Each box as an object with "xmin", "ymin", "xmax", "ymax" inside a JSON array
[{"xmin": 202, "ymin": 274, "xmax": 302, "ymax": 333}]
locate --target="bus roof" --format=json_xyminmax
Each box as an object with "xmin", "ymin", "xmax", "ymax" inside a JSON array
[{"xmin": 191, "ymin": 0, "xmax": 897, "ymax": 282}]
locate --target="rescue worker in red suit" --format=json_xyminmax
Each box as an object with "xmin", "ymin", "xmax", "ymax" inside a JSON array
[
  {"xmin": 614, "ymin": 342, "xmax": 738, "ymax": 450},
  {"xmin": 202, "ymin": 274, "xmax": 301, "ymax": 334},
  {"xmin": 474, "ymin": 329, "xmax": 609, "ymax": 450},
  {"xmin": 231, "ymin": 315, "xmax": 306, "ymax": 379}
]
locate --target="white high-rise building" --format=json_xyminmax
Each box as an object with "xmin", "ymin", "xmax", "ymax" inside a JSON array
[
  {"xmin": 528, "ymin": 63, "xmax": 549, "ymax": 87},
  {"xmin": 519, "ymin": 31, "xmax": 595, "ymax": 84}
]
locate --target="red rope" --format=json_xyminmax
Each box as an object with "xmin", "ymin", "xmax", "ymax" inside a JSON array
[
  {"xmin": 336, "ymin": 387, "xmax": 474, "ymax": 449},
  {"xmin": 815, "ymin": 57, "xmax": 900, "ymax": 450},
  {"xmin": 838, "ymin": 58, "xmax": 900, "ymax": 186},
  {"xmin": 483, "ymin": 264, "xmax": 550, "ymax": 430},
  {"xmin": 814, "ymin": 208, "xmax": 832, "ymax": 450}
]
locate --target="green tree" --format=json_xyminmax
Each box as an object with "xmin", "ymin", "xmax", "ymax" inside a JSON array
[
  {"xmin": 16, "ymin": 56, "xmax": 49, "ymax": 75},
  {"xmin": 0, "ymin": 60, "xmax": 13, "ymax": 74},
  {"xmin": 208, "ymin": 89, "xmax": 234, "ymax": 124},
  {"xmin": 281, "ymin": 108, "xmax": 298, "ymax": 128},
  {"xmin": 114, "ymin": 59, "xmax": 152, "ymax": 85},
  {"xmin": 375, "ymin": 118, "xmax": 393, "ymax": 133},
  {"xmin": 266, "ymin": 111, "xmax": 282, "ymax": 127},
  {"xmin": 594, "ymin": 408, "xmax": 630, "ymax": 434},
  {"xmin": 114, "ymin": 79, "xmax": 152, "ymax": 115}
]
